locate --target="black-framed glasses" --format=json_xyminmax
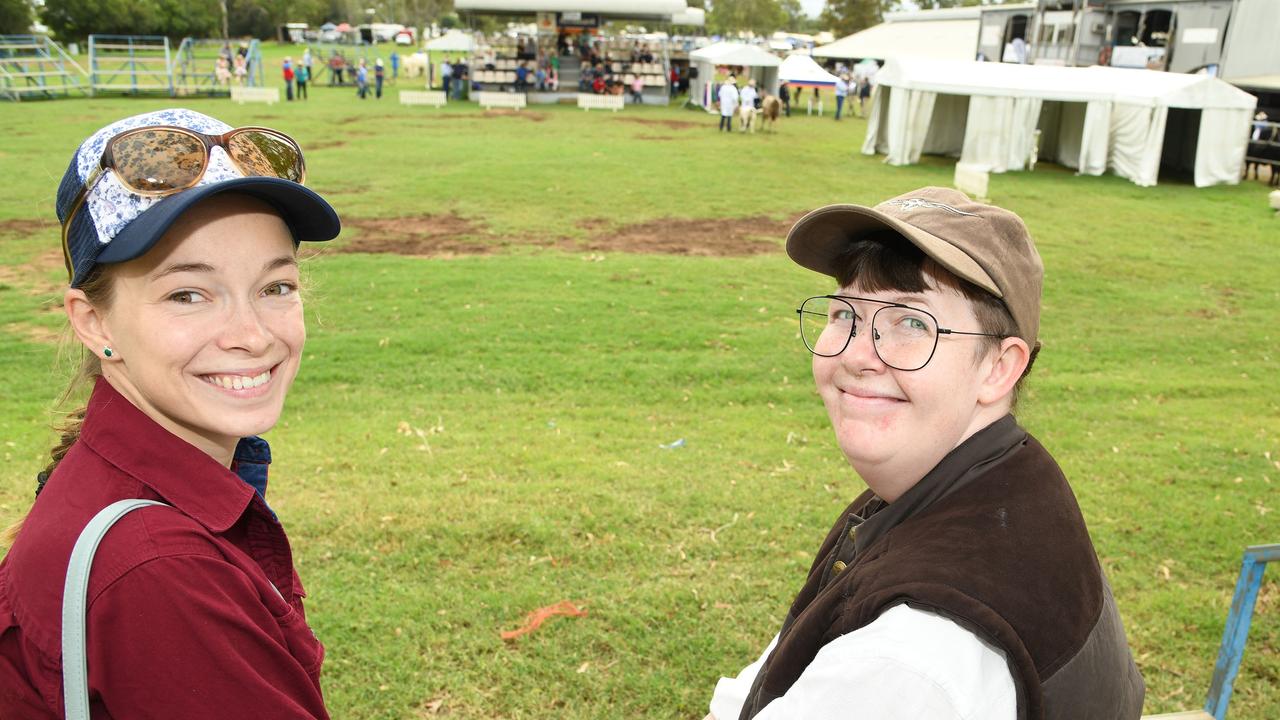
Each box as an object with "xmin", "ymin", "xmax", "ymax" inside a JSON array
[{"xmin": 796, "ymin": 295, "xmax": 1007, "ymax": 371}]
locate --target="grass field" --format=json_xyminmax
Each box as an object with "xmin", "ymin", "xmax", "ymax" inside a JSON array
[{"xmin": 1, "ymin": 42, "xmax": 1278, "ymax": 718}]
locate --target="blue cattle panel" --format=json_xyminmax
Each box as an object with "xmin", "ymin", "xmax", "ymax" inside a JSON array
[{"xmin": 1204, "ymin": 544, "xmax": 1278, "ymax": 720}]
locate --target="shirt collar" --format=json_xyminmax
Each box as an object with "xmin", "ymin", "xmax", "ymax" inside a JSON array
[
  {"xmin": 78, "ymin": 377, "xmax": 266, "ymax": 533},
  {"xmin": 853, "ymin": 414, "xmax": 1027, "ymax": 555}
]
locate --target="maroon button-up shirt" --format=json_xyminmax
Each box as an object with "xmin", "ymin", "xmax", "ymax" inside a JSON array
[{"xmin": 0, "ymin": 379, "xmax": 328, "ymax": 719}]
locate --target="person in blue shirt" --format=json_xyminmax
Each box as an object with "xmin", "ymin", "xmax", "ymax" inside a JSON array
[{"xmin": 355, "ymin": 59, "xmax": 369, "ymax": 99}]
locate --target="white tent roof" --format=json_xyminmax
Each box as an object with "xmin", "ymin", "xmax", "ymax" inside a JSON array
[
  {"xmin": 424, "ymin": 31, "xmax": 476, "ymax": 52},
  {"xmin": 879, "ymin": 57, "xmax": 1258, "ymax": 110},
  {"xmin": 670, "ymin": 7, "xmax": 704, "ymax": 26},
  {"xmin": 778, "ymin": 54, "xmax": 839, "ymax": 86},
  {"xmin": 814, "ymin": 19, "xmax": 978, "ymax": 62},
  {"xmin": 1231, "ymin": 74, "xmax": 1280, "ymax": 92},
  {"xmin": 689, "ymin": 41, "xmax": 781, "ymax": 68},
  {"xmin": 455, "ymin": 0, "xmax": 686, "ymax": 17}
]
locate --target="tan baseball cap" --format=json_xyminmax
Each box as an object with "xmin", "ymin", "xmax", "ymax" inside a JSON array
[{"xmin": 786, "ymin": 187, "xmax": 1044, "ymax": 346}]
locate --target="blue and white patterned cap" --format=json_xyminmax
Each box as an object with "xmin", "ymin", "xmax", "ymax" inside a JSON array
[{"xmin": 57, "ymin": 108, "xmax": 340, "ymax": 287}]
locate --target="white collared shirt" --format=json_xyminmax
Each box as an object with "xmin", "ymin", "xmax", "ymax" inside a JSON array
[{"xmin": 709, "ymin": 605, "xmax": 1016, "ymax": 720}]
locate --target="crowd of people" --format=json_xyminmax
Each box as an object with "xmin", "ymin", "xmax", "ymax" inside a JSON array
[{"xmin": 209, "ymin": 41, "xmax": 412, "ymax": 103}]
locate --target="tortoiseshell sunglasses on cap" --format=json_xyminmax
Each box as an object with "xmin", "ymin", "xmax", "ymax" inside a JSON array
[{"xmin": 60, "ymin": 125, "xmax": 307, "ymax": 279}]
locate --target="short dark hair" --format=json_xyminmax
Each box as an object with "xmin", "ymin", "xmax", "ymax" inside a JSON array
[{"xmin": 832, "ymin": 231, "xmax": 1038, "ymax": 406}]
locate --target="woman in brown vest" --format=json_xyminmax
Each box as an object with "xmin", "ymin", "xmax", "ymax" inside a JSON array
[{"xmin": 707, "ymin": 188, "xmax": 1144, "ymax": 720}]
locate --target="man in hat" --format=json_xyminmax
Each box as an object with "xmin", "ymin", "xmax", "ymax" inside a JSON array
[{"xmin": 707, "ymin": 188, "xmax": 1145, "ymax": 720}]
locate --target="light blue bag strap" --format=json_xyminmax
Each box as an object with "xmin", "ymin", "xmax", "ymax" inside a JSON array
[{"xmin": 62, "ymin": 499, "xmax": 169, "ymax": 720}]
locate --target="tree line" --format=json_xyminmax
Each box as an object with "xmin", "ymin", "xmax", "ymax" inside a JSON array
[{"xmin": 0, "ymin": 0, "xmax": 987, "ymax": 42}]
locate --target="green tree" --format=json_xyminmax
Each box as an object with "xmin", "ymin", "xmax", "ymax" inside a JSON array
[
  {"xmin": 155, "ymin": 0, "xmax": 221, "ymax": 37},
  {"xmin": 820, "ymin": 0, "xmax": 889, "ymax": 37},
  {"xmin": 321, "ymin": 0, "xmax": 453, "ymax": 27},
  {"xmin": 0, "ymin": 0, "xmax": 34, "ymax": 34},
  {"xmin": 226, "ymin": 0, "xmax": 329, "ymax": 38},
  {"xmin": 708, "ymin": 0, "xmax": 788, "ymax": 36},
  {"xmin": 41, "ymin": 0, "xmax": 225, "ymax": 39},
  {"xmin": 43, "ymin": 0, "xmax": 154, "ymax": 39},
  {"xmin": 780, "ymin": 0, "xmax": 804, "ymax": 26},
  {"xmin": 779, "ymin": 0, "xmax": 823, "ymax": 33}
]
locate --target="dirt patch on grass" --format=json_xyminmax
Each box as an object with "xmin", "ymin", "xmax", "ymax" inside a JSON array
[
  {"xmin": 0, "ymin": 247, "xmax": 66, "ymax": 296},
  {"xmin": 4, "ymin": 321, "xmax": 62, "ymax": 345},
  {"xmin": 613, "ymin": 117, "xmax": 703, "ymax": 130},
  {"xmin": 570, "ymin": 216, "xmax": 794, "ymax": 256},
  {"xmin": 308, "ymin": 140, "xmax": 347, "ymax": 150},
  {"xmin": 336, "ymin": 213, "xmax": 500, "ymax": 256},
  {"xmin": 483, "ymin": 109, "xmax": 548, "ymax": 122},
  {"xmin": 322, "ymin": 213, "xmax": 796, "ymax": 258},
  {"xmin": 403, "ymin": 109, "xmax": 549, "ymax": 122},
  {"xmin": 637, "ymin": 134, "xmax": 678, "ymax": 141},
  {"xmin": 0, "ymin": 218, "xmax": 56, "ymax": 238},
  {"xmin": 576, "ymin": 218, "xmax": 611, "ymax": 231}
]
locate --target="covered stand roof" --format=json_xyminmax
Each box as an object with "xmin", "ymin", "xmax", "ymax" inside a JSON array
[
  {"xmin": 778, "ymin": 54, "xmax": 839, "ymax": 88},
  {"xmin": 879, "ymin": 57, "xmax": 1258, "ymax": 110},
  {"xmin": 454, "ymin": 0, "xmax": 688, "ymax": 20},
  {"xmin": 689, "ymin": 42, "xmax": 781, "ymax": 68},
  {"xmin": 814, "ymin": 8, "xmax": 979, "ymax": 62},
  {"xmin": 670, "ymin": 7, "xmax": 705, "ymax": 26}
]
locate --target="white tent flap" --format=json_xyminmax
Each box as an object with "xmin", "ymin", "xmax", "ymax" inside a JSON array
[
  {"xmin": 1079, "ymin": 101, "xmax": 1111, "ymax": 175},
  {"xmin": 1109, "ymin": 104, "xmax": 1165, "ymax": 187},
  {"xmin": 887, "ymin": 89, "xmax": 937, "ymax": 165},
  {"xmin": 959, "ymin": 96, "xmax": 1041, "ymax": 173},
  {"xmin": 863, "ymin": 85, "xmax": 888, "ymax": 156},
  {"xmin": 1195, "ymin": 109, "xmax": 1250, "ymax": 187}
]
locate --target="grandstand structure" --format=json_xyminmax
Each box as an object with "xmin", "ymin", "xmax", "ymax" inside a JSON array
[
  {"xmin": 454, "ymin": 0, "xmax": 704, "ymax": 104},
  {"xmin": 0, "ymin": 35, "xmax": 89, "ymax": 102}
]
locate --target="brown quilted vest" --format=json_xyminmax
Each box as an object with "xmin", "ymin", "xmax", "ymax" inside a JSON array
[{"xmin": 738, "ymin": 416, "xmax": 1145, "ymax": 720}]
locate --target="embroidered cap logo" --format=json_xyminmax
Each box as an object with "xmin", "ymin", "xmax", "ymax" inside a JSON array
[{"xmin": 879, "ymin": 198, "xmax": 979, "ymax": 217}]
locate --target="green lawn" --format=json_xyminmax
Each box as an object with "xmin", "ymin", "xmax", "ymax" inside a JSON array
[{"xmin": 1, "ymin": 43, "xmax": 1278, "ymax": 718}]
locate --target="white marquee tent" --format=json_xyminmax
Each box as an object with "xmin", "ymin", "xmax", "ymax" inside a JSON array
[
  {"xmin": 689, "ymin": 42, "xmax": 781, "ymax": 112},
  {"xmin": 424, "ymin": 31, "xmax": 476, "ymax": 52},
  {"xmin": 862, "ymin": 57, "xmax": 1257, "ymax": 187},
  {"xmin": 814, "ymin": 8, "xmax": 980, "ymax": 62},
  {"xmin": 778, "ymin": 54, "xmax": 839, "ymax": 89}
]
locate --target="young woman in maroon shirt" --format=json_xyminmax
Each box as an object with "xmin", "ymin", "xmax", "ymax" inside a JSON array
[{"xmin": 0, "ymin": 109, "xmax": 340, "ymax": 719}]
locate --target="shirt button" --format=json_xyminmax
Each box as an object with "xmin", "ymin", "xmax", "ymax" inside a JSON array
[
  {"xmin": 833, "ymin": 560, "xmax": 847, "ymax": 573},
  {"xmin": 848, "ymin": 527, "xmax": 857, "ymax": 543}
]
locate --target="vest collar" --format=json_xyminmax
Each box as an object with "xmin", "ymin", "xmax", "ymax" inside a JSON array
[{"xmin": 852, "ymin": 414, "xmax": 1026, "ymax": 556}]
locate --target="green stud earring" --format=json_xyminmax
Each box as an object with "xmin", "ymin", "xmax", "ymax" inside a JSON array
[{"xmin": 103, "ymin": 347, "xmax": 113, "ymax": 358}]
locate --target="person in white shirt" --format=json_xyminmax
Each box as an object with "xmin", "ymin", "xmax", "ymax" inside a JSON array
[
  {"xmin": 717, "ymin": 75, "xmax": 739, "ymax": 133},
  {"xmin": 706, "ymin": 187, "xmax": 1145, "ymax": 720},
  {"xmin": 833, "ymin": 74, "xmax": 849, "ymax": 121}
]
